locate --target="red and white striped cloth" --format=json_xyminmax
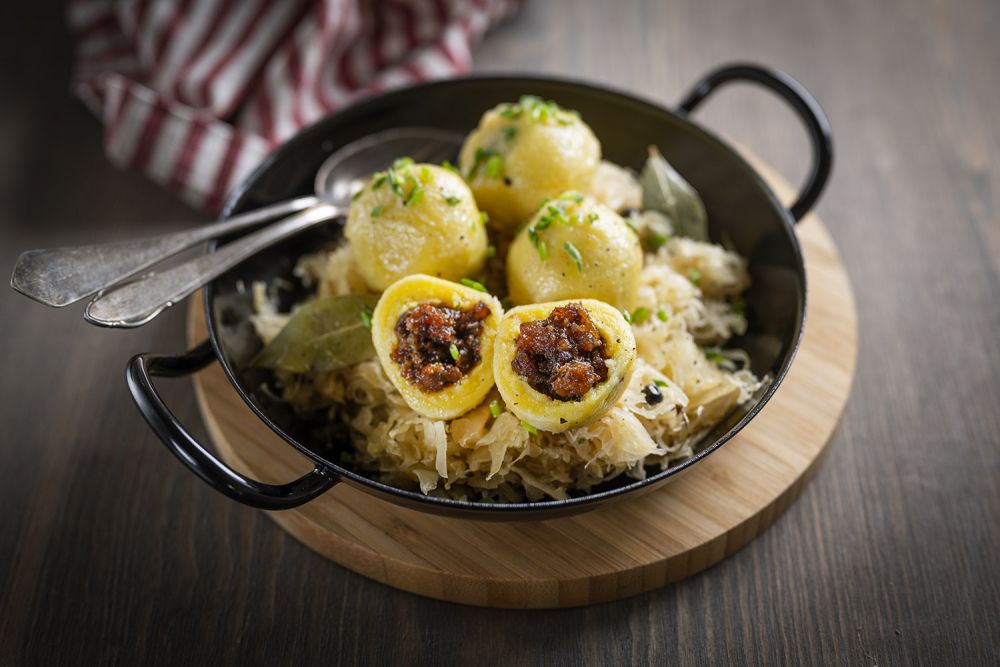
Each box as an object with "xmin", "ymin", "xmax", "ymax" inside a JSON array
[{"xmin": 68, "ymin": 0, "xmax": 521, "ymax": 213}]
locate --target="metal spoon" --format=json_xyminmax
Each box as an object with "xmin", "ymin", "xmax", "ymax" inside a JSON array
[
  {"xmin": 10, "ymin": 127, "xmax": 463, "ymax": 310},
  {"xmin": 82, "ymin": 127, "xmax": 463, "ymax": 328}
]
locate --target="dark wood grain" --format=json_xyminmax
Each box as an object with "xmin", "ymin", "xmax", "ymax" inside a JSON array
[{"xmin": 1, "ymin": 0, "xmax": 998, "ymax": 665}]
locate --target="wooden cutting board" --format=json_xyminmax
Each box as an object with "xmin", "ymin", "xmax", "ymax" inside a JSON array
[{"xmin": 185, "ymin": 158, "xmax": 857, "ymax": 608}]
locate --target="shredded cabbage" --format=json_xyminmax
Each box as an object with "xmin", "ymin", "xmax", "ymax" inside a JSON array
[{"xmin": 589, "ymin": 161, "xmax": 642, "ymax": 212}]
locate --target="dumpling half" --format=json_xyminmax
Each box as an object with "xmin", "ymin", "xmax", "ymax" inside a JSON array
[
  {"xmin": 493, "ymin": 299, "xmax": 636, "ymax": 433},
  {"xmin": 371, "ymin": 274, "xmax": 503, "ymax": 420}
]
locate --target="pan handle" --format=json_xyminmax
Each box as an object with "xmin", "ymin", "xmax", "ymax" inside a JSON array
[
  {"xmin": 126, "ymin": 340, "xmax": 337, "ymax": 510},
  {"xmin": 677, "ymin": 63, "xmax": 833, "ymax": 222}
]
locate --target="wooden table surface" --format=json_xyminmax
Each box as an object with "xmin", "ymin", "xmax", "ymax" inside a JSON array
[{"xmin": 2, "ymin": 0, "xmax": 998, "ymax": 664}]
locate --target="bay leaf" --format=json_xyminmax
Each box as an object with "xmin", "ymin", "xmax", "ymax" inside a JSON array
[
  {"xmin": 640, "ymin": 145, "xmax": 710, "ymax": 242},
  {"xmin": 252, "ymin": 294, "xmax": 380, "ymax": 374}
]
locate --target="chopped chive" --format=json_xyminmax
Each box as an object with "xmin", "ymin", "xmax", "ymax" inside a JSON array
[
  {"xmin": 485, "ymin": 244, "xmax": 496, "ymax": 258},
  {"xmin": 444, "ymin": 195, "xmax": 461, "ymax": 206},
  {"xmin": 405, "ymin": 187, "xmax": 424, "ymax": 206},
  {"xmin": 648, "ymin": 233, "xmax": 669, "ymax": 251},
  {"xmin": 630, "ymin": 306, "xmax": 650, "ymax": 325},
  {"xmin": 370, "ymin": 205, "xmax": 384, "ymax": 218},
  {"xmin": 441, "ymin": 160, "xmax": 460, "ymax": 175},
  {"xmin": 499, "ymin": 96, "xmax": 578, "ymax": 126},
  {"xmin": 730, "ymin": 300, "xmax": 745, "ymax": 317},
  {"xmin": 535, "ymin": 215, "xmax": 553, "ymax": 231},
  {"xmin": 654, "ymin": 379, "xmax": 668, "ymax": 388},
  {"xmin": 563, "ymin": 241, "xmax": 584, "ymax": 272},
  {"xmin": 703, "ymin": 346, "xmax": 725, "ymax": 362},
  {"xmin": 622, "ymin": 309, "xmax": 632, "ymax": 324},
  {"xmin": 485, "ymin": 154, "xmax": 503, "ymax": 178},
  {"xmin": 372, "ymin": 174, "xmax": 387, "ymax": 189},
  {"xmin": 468, "ymin": 147, "xmax": 496, "ymax": 179},
  {"xmin": 623, "ymin": 216, "xmax": 638, "ymax": 234},
  {"xmin": 547, "ymin": 205, "xmax": 569, "ymax": 225},
  {"xmin": 560, "ymin": 191, "xmax": 584, "ymax": 203},
  {"xmin": 586, "ymin": 212, "xmax": 599, "ymax": 223},
  {"xmin": 480, "ymin": 211, "xmax": 490, "ymax": 225},
  {"xmin": 520, "ymin": 420, "xmax": 539, "ymax": 435},
  {"xmin": 527, "ymin": 224, "xmax": 549, "ymax": 260},
  {"xmin": 449, "ymin": 343, "xmax": 460, "ymax": 361},
  {"xmin": 461, "ymin": 278, "xmax": 487, "ymax": 293},
  {"xmin": 360, "ymin": 306, "xmax": 373, "ymax": 330},
  {"xmin": 687, "ymin": 268, "xmax": 702, "ymax": 286},
  {"xmin": 386, "ymin": 167, "xmax": 402, "ymax": 197},
  {"xmin": 502, "ymin": 125, "xmax": 517, "ymax": 141},
  {"xmin": 351, "ymin": 188, "xmax": 364, "ymax": 201},
  {"xmin": 536, "ymin": 196, "xmax": 552, "ymax": 211},
  {"xmin": 656, "ymin": 306, "xmax": 669, "ymax": 322},
  {"xmin": 489, "ymin": 400, "xmax": 502, "ymax": 418},
  {"xmin": 419, "ymin": 166, "xmax": 432, "ymax": 182}
]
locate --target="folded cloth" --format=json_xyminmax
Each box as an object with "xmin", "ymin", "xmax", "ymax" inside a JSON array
[{"xmin": 67, "ymin": 0, "xmax": 520, "ymax": 213}]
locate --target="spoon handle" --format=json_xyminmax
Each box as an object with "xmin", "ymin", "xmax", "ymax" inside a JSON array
[
  {"xmin": 10, "ymin": 195, "xmax": 318, "ymax": 308},
  {"xmin": 84, "ymin": 203, "xmax": 341, "ymax": 328}
]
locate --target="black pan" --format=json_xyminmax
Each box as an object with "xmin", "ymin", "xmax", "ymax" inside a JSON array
[{"xmin": 127, "ymin": 63, "xmax": 832, "ymax": 520}]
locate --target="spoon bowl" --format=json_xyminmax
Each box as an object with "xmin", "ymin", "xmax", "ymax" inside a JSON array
[{"xmin": 315, "ymin": 127, "xmax": 465, "ymax": 205}]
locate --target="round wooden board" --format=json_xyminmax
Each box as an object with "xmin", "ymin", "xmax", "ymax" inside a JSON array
[{"xmin": 185, "ymin": 159, "xmax": 857, "ymax": 608}]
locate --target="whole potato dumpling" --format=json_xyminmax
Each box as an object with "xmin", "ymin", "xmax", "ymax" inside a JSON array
[
  {"xmin": 506, "ymin": 193, "xmax": 643, "ymax": 310},
  {"xmin": 458, "ymin": 96, "xmax": 601, "ymax": 233},
  {"xmin": 345, "ymin": 160, "xmax": 488, "ymax": 291}
]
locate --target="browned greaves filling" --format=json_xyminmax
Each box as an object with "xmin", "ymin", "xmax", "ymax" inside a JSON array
[
  {"xmin": 391, "ymin": 301, "xmax": 490, "ymax": 393},
  {"xmin": 511, "ymin": 303, "xmax": 609, "ymax": 402}
]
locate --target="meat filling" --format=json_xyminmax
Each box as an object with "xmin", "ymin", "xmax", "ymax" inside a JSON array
[
  {"xmin": 392, "ymin": 301, "xmax": 490, "ymax": 393},
  {"xmin": 511, "ymin": 303, "xmax": 609, "ymax": 402}
]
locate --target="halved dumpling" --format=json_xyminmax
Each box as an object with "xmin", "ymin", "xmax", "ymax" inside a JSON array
[
  {"xmin": 493, "ymin": 299, "xmax": 636, "ymax": 433},
  {"xmin": 371, "ymin": 274, "xmax": 503, "ymax": 420}
]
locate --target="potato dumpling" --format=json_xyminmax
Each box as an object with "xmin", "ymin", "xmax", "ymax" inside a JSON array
[
  {"xmin": 458, "ymin": 96, "xmax": 601, "ymax": 233},
  {"xmin": 506, "ymin": 193, "xmax": 643, "ymax": 310},
  {"xmin": 345, "ymin": 160, "xmax": 488, "ymax": 291},
  {"xmin": 493, "ymin": 299, "xmax": 636, "ymax": 433},
  {"xmin": 371, "ymin": 274, "xmax": 503, "ymax": 420}
]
